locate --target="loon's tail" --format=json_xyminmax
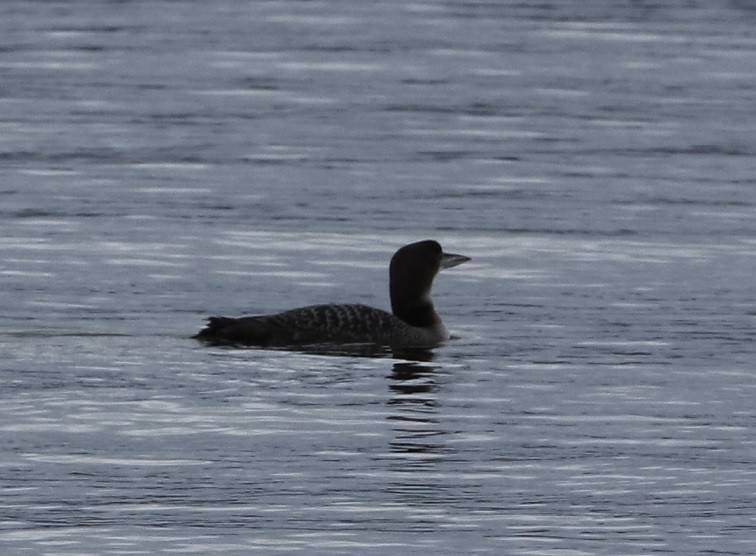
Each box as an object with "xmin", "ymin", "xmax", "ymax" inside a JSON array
[
  {"xmin": 192, "ymin": 316, "xmax": 277, "ymax": 346},
  {"xmin": 192, "ymin": 316, "xmax": 235, "ymax": 339}
]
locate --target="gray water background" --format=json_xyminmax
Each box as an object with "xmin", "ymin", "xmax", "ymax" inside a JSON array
[{"xmin": 1, "ymin": 1, "xmax": 755, "ymax": 554}]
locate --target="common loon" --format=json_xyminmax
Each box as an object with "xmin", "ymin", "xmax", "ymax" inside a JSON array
[{"xmin": 193, "ymin": 240, "xmax": 470, "ymax": 349}]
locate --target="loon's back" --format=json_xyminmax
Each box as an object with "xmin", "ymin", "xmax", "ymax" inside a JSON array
[{"xmin": 193, "ymin": 304, "xmax": 406, "ymax": 347}]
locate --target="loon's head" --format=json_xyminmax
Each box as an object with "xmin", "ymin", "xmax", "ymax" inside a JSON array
[{"xmin": 389, "ymin": 240, "xmax": 470, "ymax": 326}]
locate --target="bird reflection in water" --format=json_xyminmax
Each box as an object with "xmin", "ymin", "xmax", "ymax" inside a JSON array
[
  {"xmin": 387, "ymin": 362, "xmax": 448, "ymax": 457},
  {"xmin": 385, "ymin": 362, "xmax": 454, "ymax": 504}
]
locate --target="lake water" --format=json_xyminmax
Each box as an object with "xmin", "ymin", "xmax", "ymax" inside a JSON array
[{"xmin": 1, "ymin": 1, "xmax": 755, "ymax": 554}]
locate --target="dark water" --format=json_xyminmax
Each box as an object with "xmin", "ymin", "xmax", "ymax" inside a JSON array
[{"xmin": 1, "ymin": 1, "xmax": 755, "ymax": 554}]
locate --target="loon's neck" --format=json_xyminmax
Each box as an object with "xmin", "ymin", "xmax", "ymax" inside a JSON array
[{"xmin": 393, "ymin": 299, "xmax": 440, "ymax": 328}]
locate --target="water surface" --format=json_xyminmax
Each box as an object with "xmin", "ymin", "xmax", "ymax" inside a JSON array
[{"xmin": 1, "ymin": 1, "xmax": 755, "ymax": 554}]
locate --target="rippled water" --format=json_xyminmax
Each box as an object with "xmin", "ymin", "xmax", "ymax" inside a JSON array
[{"xmin": 1, "ymin": 1, "xmax": 755, "ymax": 554}]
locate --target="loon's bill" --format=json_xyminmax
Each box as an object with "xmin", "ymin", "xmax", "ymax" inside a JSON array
[
  {"xmin": 440, "ymin": 252, "xmax": 470, "ymax": 269},
  {"xmin": 193, "ymin": 239, "xmax": 469, "ymax": 350}
]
